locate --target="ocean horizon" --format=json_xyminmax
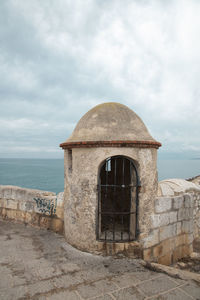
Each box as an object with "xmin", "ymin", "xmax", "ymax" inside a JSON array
[{"xmin": 0, "ymin": 158, "xmax": 199, "ymax": 194}]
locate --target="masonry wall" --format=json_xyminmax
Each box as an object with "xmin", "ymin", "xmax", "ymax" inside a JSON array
[
  {"xmin": 143, "ymin": 189, "xmax": 200, "ymax": 265},
  {"xmin": 0, "ymin": 185, "xmax": 64, "ymax": 234},
  {"xmin": 1, "ymin": 179, "xmax": 199, "ymax": 266},
  {"xmin": 63, "ymin": 146, "xmax": 158, "ymax": 254}
]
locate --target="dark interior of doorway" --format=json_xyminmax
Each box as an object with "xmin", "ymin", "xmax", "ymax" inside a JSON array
[{"xmin": 98, "ymin": 156, "xmax": 138, "ymax": 242}]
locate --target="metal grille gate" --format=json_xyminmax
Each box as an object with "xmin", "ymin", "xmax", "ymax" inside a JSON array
[{"xmin": 97, "ymin": 156, "xmax": 139, "ymax": 242}]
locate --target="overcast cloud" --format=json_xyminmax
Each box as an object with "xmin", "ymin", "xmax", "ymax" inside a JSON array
[{"xmin": 0, "ymin": 0, "xmax": 199, "ymax": 158}]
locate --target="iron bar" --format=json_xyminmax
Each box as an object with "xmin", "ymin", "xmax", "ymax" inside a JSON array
[
  {"xmin": 113, "ymin": 215, "xmax": 115, "ymax": 241},
  {"xmin": 121, "ymin": 214, "xmax": 123, "ymax": 240},
  {"xmin": 98, "ymin": 155, "xmax": 138, "ymax": 242},
  {"xmin": 101, "ymin": 184, "xmax": 136, "ymax": 187},
  {"xmin": 100, "ymin": 211, "xmax": 136, "ymax": 215}
]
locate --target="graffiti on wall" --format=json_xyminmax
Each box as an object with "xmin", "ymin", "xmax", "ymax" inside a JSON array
[{"xmin": 33, "ymin": 197, "xmax": 57, "ymax": 215}]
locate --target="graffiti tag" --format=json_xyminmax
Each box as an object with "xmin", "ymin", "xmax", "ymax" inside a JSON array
[{"xmin": 33, "ymin": 197, "xmax": 57, "ymax": 215}]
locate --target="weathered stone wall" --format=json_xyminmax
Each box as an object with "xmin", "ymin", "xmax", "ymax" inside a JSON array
[
  {"xmin": 63, "ymin": 146, "xmax": 158, "ymax": 254},
  {"xmin": 0, "ymin": 185, "xmax": 64, "ymax": 233},
  {"xmin": 143, "ymin": 179, "xmax": 200, "ymax": 265},
  {"xmin": 188, "ymin": 175, "xmax": 200, "ymax": 186},
  {"xmin": 1, "ymin": 177, "xmax": 199, "ymax": 266}
]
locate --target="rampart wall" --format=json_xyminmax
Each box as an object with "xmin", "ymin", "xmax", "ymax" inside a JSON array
[
  {"xmin": 0, "ymin": 178, "xmax": 199, "ymax": 266},
  {"xmin": 143, "ymin": 179, "xmax": 200, "ymax": 265},
  {"xmin": 0, "ymin": 185, "xmax": 64, "ymax": 234}
]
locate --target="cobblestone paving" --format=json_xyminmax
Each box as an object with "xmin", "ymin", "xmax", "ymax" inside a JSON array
[{"xmin": 0, "ymin": 219, "xmax": 200, "ymax": 300}]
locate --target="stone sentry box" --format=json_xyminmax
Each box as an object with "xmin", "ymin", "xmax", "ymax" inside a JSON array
[{"xmin": 60, "ymin": 102, "xmax": 161, "ymax": 256}]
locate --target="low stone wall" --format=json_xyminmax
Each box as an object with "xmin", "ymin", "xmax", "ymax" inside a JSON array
[
  {"xmin": 143, "ymin": 179, "xmax": 200, "ymax": 265},
  {"xmin": 0, "ymin": 185, "xmax": 64, "ymax": 234},
  {"xmin": 0, "ymin": 178, "xmax": 199, "ymax": 266}
]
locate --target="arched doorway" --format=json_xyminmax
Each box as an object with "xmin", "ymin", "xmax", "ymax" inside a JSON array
[{"xmin": 97, "ymin": 156, "xmax": 139, "ymax": 242}]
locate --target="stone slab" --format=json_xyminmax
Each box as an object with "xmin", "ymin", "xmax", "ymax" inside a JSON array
[
  {"xmin": 137, "ymin": 275, "xmax": 178, "ymax": 296},
  {"xmin": 1, "ymin": 219, "xmax": 200, "ymax": 300},
  {"xmin": 112, "ymin": 286, "xmax": 145, "ymax": 299}
]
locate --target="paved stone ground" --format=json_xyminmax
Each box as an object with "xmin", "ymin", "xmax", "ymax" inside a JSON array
[{"xmin": 0, "ymin": 219, "xmax": 200, "ymax": 300}]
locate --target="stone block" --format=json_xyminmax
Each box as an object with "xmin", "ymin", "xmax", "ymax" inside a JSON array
[
  {"xmin": 39, "ymin": 216, "xmax": 51, "ymax": 229},
  {"xmin": 143, "ymin": 229, "xmax": 159, "ymax": 248},
  {"xmin": 175, "ymin": 234, "xmax": 185, "ymax": 247},
  {"xmin": 55, "ymin": 207, "xmax": 64, "ymax": 219},
  {"xmin": 187, "ymin": 233, "xmax": 194, "ymax": 244},
  {"xmin": 178, "ymin": 208, "xmax": 188, "ymax": 221},
  {"xmin": 0, "ymin": 198, "xmax": 7, "ymax": 208},
  {"xmin": 173, "ymin": 244, "xmax": 192, "ymax": 263},
  {"xmin": 153, "ymin": 244, "xmax": 163, "ymax": 258},
  {"xmin": 160, "ymin": 184, "xmax": 174, "ymax": 196},
  {"xmin": 77, "ymin": 278, "xmax": 117, "ymax": 299},
  {"xmin": 6, "ymin": 199, "xmax": 18, "ymax": 210},
  {"xmin": 184, "ymin": 194, "xmax": 193, "ymax": 208},
  {"xmin": 169, "ymin": 211, "xmax": 177, "ymax": 223},
  {"xmin": 1, "ymin": 207, "xmax": 7, "ymax": 218},
  {"xmin": 5, "ymin": 209, "xmax": 17, "ymax": 220},
  {"xmin": 182, "ymin": 245, "xmax": 190, "ymax": 256},
  {"xmin": 17, "ymin": 210, "xmax": 26, "ymax": 221},
  {"xmin": 153, "ymin": 238, "xmax": 175, "ymax": 258},
  {"xmin": 152, "ymin": 213, "xmax": 170, "ymax": 228},
  {"xmin": 155, "ymin": 197, "xmax": 172, "ymax": 213},
  {"xmin": 143, "ymin": 248, "xmax": 152, "ymax": 261},
  {"xmin": 19, "ymin": 201, "xmax": 34, "ymax": 212},
  {"xmin": 172, "ymin": 246, "xmax": 184, "ymax": 263},
  {"xmin": 25, "ymin": 212, "xmax": 33, "ymax": 223},
  {"xmin": 173, "ymin": 196, "xmax": 184, "ymax": 209},
  {"xmin": 158, "ymin": 252, "xmax": 172, "ymax": 265},
  {"xmin": 0, "ymin": 187, "xmax": 12, "ymax": 199},
  {"xmin": 160, "ymin": 224, "xmax": 177, "ymax": 241},
  {"xmin": 27, "ymin": 213, "xmax": 40, "ymax": 226},
  {"xmin": 57, "ymin": 192, "xmax": 64, "ymax": 206},
  {"xmin": 177, "ymin": 222, "xmax": 182, "ymax": 234},
  {"xmin": 182, "ymin": 220, "xmax": 193, "ymax": 233},
  {"xmin": 189, "ymin": 208, "xmax": 193, "ymax": 218},
  {"xmin": 51, "ymin": 218, "xmax": 64, "ymax": 234},
  {"xmin": 185, "ymin": 208, "xmax": 190, "ymax": 219},
  {"xmin": 188, "ymin": 243, "xmax": 193, "ymax": 253},
  {"xmin": 124, "ymin": 242, "xmax": 143, "ymax": 258}
]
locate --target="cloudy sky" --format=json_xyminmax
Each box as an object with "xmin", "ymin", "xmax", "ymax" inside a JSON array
[{"xmin": 0, "ymin": 0, "xmax": 199, "ymax": 159}]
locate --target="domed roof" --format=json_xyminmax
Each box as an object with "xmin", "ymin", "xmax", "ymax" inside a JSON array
[{"xmin": 60, "ymin": 102, "xmax": 161, "ymax": 148}]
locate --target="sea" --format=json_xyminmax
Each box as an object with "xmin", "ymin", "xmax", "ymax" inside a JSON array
[{"xmin": 0, "ymin": 158, "xmax": 199, "ymax": 194}]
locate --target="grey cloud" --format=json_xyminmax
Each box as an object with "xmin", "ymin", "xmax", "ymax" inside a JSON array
[{"xmin": 0, "ymin": 0, "xmax": 200, "ymax": 158}]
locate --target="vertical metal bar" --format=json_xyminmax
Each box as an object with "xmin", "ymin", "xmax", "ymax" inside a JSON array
[
  {"xmin": 122, "ymin": 158, "xmax": 125, "ymax": 240},
  {"xmin": 135, "ymin": 166, "xmax": 139, "ymax": 237},
  {"xmin": 121, "ymin": 215, "xmax": 123, "ymax": 240},
  {"xmin": 114, "ymin": 158, "xmax": 116, "ymax": 189},
  {"xmin": 113, "ymin": 214, "xmax": 115, "ymax": 241},
  {"xmin": 106, "ymin": 160, "xmax": 108, "ymax": 193},
  {"xmin": 97, "ymin": 165, "xmax": 101, "ymax": 240},
  {"xmin": 122, "ymin": 157, "xmax": 125, "ymax": 185},
  {"xmin": 97, "ymin": 184, "xmax": 100, "ymax": 240},
  {"xmin": 129, "ymin": 160, "xmax": 132, "ymax": 240}
]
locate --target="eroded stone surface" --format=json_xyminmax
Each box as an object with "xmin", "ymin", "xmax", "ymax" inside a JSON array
[
  {"xmin": 64, "ymin": 146, "xmax": 158, "ymax": 254},
  {"xmin": 1, "ymin": 219, "xmax": 200, "ymax": 300},
  {"xmin": 0, "ymin": 185, "xmax": 64, "ymax": 233}
]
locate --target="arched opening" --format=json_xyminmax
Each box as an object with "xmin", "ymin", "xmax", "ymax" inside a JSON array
[{"xmin": 97, "ymin": 155, "xmax": 139, "ymax": 242}]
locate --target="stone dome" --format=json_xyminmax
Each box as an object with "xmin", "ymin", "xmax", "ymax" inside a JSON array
[{"xmin": 60, "ymin": 102, "xmax": 161, "ymax": 148}]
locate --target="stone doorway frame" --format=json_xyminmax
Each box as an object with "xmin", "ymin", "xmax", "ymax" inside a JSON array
[{"xmin": 97, "ymin": 155, "xmax": 140, "ymax": 243}]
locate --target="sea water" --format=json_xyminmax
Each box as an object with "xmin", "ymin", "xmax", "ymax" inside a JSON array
[
  {"xmin": 0, "ymin": 158, "xmax": 199, "ymax": 194},
  {"xmin": 0, "ymin": 158, "xmax": 64, "ymax": 194}
]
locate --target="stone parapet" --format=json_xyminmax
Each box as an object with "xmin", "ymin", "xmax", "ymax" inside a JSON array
[
  {"xmin": 142, "ymin": 179, "xmax": 200, "ymax": 265},
  {"xmin": 0, "ymin": 185, "xmax": 64, "ymax": 233}
]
